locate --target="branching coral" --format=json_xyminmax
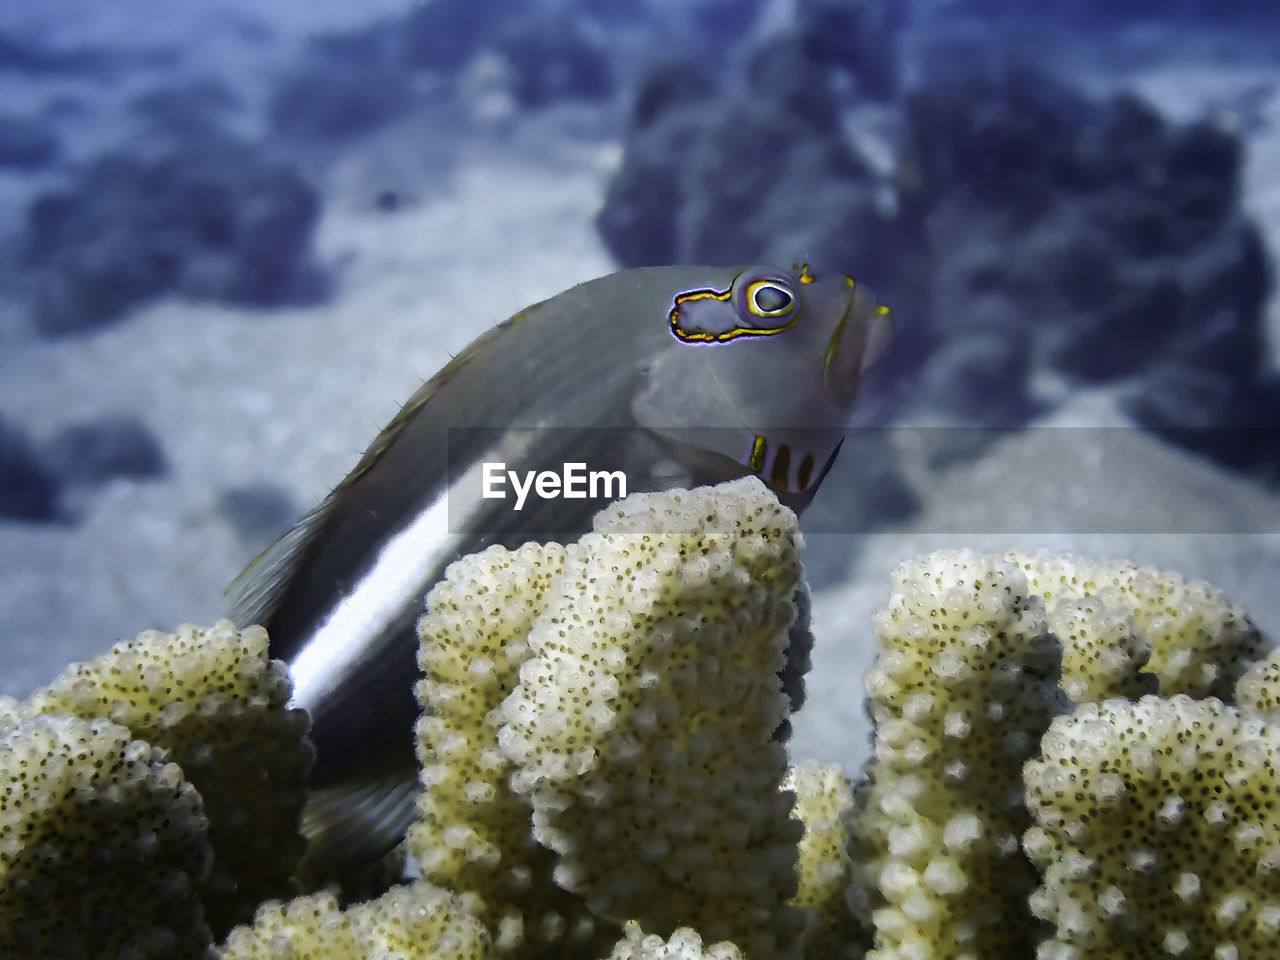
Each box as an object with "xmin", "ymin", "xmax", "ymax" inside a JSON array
[
  {"xmin": 18, "ymin": 620, "xmax": 312, "ymax": 933},
  {"xmin": 1024, "ymin": 696, "xmax": 1280, "ymax": 960},
  {"xmin": 412, "ymin": 477, "xmax": 807, "ymax": 957},
  {"xmin": 1042, "ymin": 596, "xmax": 1154, "ymax": 703},
  {"xmin": 218, "ymin": 882, "xmax": 491, "ymax": 959},
  {"xmin": 786, "ymin": 761, "xmax": 867, "ymax": 958},
  {"xmin": 4, "ymin": 485, "xmax": 1276, "ymax": 960},
  {"xmin": 411, "ymin": 541, "xmax": 604, "ymax": 955},
  {"xmin": 1235, "ymin": 646, "xmax": 1280, "ymax": 719},
  {"xmin": 0, "ymin": 712, "xmax": 213, "ymax": 959},
  {"xmin": 849, "ymin": 549, "xmax": 1274, "ymax": 960},
  {"xmin": 1007, "ymin": 551, "xmax": 1268, "ymax": 700},
  {"xmin": 603, "ymin": 920, "xmax": 745, "ymax": 960},
  {"xmin": 848, "ymin": 550, "xmax": 1066, "ymax": 960},
  {"xmin": 0, "ymin": 620, "xmax": 311, "ymax": 955},
  {"xmin": 496, "ymin": 479, "xmax": 806, "ymax": 958}
]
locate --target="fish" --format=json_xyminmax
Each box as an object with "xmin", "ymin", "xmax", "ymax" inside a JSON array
[{"xmin": 227, "ymin": 262, "xmax": 892, "ymax": 874}]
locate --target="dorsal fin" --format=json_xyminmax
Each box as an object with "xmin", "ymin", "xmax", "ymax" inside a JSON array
[
  {"xmin": 225, "ymin": 499, "xmax": 332, "ymax": 629},
  {"xmin": 338, "ymin": 311, "xmax": 525, "ymax": 493}
]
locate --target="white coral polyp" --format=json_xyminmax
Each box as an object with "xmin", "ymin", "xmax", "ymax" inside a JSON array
[
  {"xmin": 850, "ymin": 550, "xmax": 1064, "ymax": 960},
  {"xmin": 1006, "ymin": 551, "xmax": 1267, "ymax": 701},
  {"xmin": 1025, "ymin": 696, "xmax": 1280, "ymax": 960},
  {"xmin": 497, "ymin": 478, "xmax": 806, "ymax": 958}
]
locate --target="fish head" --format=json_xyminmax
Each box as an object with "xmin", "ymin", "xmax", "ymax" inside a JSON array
[{"xmin": 632, "ymin": 262, "xmax": 892, "ymax": 504}]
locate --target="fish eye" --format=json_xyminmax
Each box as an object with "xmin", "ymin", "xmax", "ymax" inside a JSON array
[{"xmin": 747, "ymin": 281, "xmax": 795, "ymax": 318}]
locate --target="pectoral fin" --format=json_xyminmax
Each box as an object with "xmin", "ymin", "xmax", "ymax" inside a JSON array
[{"xmin": 296, "ymin": 772, "xmax": 419, "ymax": 886}]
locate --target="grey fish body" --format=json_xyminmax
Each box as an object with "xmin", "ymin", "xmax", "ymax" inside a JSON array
[{"xmin": 229, "ymin": 264, "xmax": 890, "ymax": 870}]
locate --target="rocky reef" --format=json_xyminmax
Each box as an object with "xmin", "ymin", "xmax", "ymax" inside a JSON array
[
  {"xmin": 0, "ymin": 411, "xmax": 169, "ymax": 526},
  {"xmin": 20, "ymin": 146, "xmax": 326, "ymax": 336},
  {"xmin": 0, "ymin": 417, "xmax": 63, "ymax": 523},
  {"xmin": 266, "ymin": 0, "xmax": 618, "ymax": 145},
  {"xmin": 1, "ymin": 479, "xmax": 1275, "ymax": 959}
]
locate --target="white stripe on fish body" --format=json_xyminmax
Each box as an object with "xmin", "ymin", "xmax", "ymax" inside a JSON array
[{"xmin": 289, "ymin": 428, "xmax": 540, "ymax": 712}]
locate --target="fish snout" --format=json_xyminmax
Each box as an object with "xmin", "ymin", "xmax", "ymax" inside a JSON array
[{"xmin": 823, "ymin": 281, "xmax": 891, "ymax": 404}]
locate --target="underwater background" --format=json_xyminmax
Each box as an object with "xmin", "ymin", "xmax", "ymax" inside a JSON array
[{"xmin": 1, "ymin": 0, "xmax": 1278, "ymax": 779}]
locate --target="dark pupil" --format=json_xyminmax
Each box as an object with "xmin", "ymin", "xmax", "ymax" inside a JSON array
[{"xmin": 754, "ymin": 285, "xmax": 792, "ymax": 314}]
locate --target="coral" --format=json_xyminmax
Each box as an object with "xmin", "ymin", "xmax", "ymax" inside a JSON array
[
  {"xmin": 1235, "ymin": 646, "xmax": 1280, "ymax": 719},
  {"xmin": 931, "ymin": 0, "xmax": 1271, "ymax": 24},
  {"xmin": 1044, "ymin": 597, "xmax": 1154, "ymax": 703},
  {"xmin": 849, "ymin": 550, "xmax": 1065, "ymax": 960},
  {"xmin": 910, "ymin": 328, "xmax": 1038, "ymax": 423},
  {"xmin": 1120, "ymin": 368, "xmax": 1280, "ymax": 483},
  {"xmin": 9, "ymin": 480, "xmax": 1280, "ymax": 960},
  {"xmin": 411, "ymin": 541, "xmax": 604, "ymax": 955},
  {"xmin": 847, "ymin": 548, "xmax": 1275, "ymax": 959},
  {"xmin": 603, "ymin": 920, "xmax": 745, "ymax": 960},
  {"xmin": 0, "ymin": 712, "xmax": 213, "ymax": 959},
  {"xmin": 0, "ymin": 415, "xmax": 61, "ymax": 522},
  {"xmin": 786, "ymin": 762, "xmax": 867, "ymax": 958},
  {"xmin": 595, "ymin": 51, "xmax": 887, "ymax": 275},
  {"xmin": 219, "ymin": 890, "xmax": 348, "ymax": 959},
  {"xmin": 2, "ymin": 411, "xmax": 166, "ymax": 525},
  {"xmin": 0, "ymin": 29, "xmax": 111, "ymax": 76},
  {"xmin": 904, "ymin": 67, "xmax": 1280, "ymax": 464},
  {"xmin": 496, "ymin": 478, "xmax": 807, "ymax": 957},
  {"xmin": 400, "ymin": 0, "xmax": 513, "ymax": 72},
  {"xmin": 1024, "ymin": 696, "xmax": 1280, "ymax": 960},
  {"xmin": 346, "ymin": 883, "xmax": 490, "ymax": 960},
  {"xmin": 127, "ymin": 79, "xmax": 243, "ymax": 149},
  {"xmin": 593, "ymin": 66, "xmax": 713, "ymax": 269},
  {"xmin": 216, "ymin": 483, "xmax": 298, "ymax": 546},
  {"xmin": 412, "ymin": 478, "xmax": 813, "ymax": 955},
  {"xmin": 267, "ymin": 0, "xmax": 618, "ymax": 141},
  {"xmin": 18, "ymin": 620, "xmax": 312, "ymax": 934},
  {"xmin": 0, "ymin": 114, "xmax": 59, "ymax": 169},
  {"xmin": 218, "ymin": 882, "xmax": 489, "ymax": 959},
  {"xmin": 268, "ymin": 53, "xmax": 412, "ymax": 142},
  {"xmin": 44, "ymin": 413, "xmax": 167, "ymax": 486},
  {"xmin": 23, "ymin": 147, "xmax": 325, "ymax": 335},
  {"xmin": 489, "ymin": 13, "xmax": 614, "ymax": 108},
  {"xmin": 1008, "ymin": 551, "xmax": 1268, "ymax": 700}
]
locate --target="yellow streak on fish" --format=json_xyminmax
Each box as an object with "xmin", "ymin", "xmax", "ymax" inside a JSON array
[
  {"xmin": 669, "ymin": 282, "xmax": 799, "ymax": 343},
  {"xmin": 798, "ymin": 453, "xmax": 815, "ymax": 490},
  {"xmin": 823, "ymin": 313, "xmax": 849, "ymax": 388},
  {"xmin": 771, "ymin": 443, "xmax": 792, "ymax": 492}
]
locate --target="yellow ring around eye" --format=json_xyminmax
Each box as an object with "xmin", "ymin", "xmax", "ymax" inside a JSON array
[{"xmin": 746, "ymin": 280, "xmax": 796, "ymax": 318}]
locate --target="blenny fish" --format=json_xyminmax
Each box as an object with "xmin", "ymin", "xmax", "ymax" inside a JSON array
[{"xmin": 229, "ymin": 263, "xmax": 891, "ymax": 872}]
